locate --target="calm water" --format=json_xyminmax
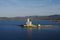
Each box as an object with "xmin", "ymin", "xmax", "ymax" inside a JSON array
[{"xmin": 0, "ymin": 20, "xmax": 60, "ymax": 40}]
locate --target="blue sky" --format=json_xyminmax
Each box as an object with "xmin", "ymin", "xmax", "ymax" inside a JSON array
[{"xmin": 0, "ymin": 0, "xmax": 60, "ymax": 17}]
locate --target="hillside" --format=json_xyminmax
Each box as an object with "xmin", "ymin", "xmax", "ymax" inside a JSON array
[{"xmin": 0, "ymin": 15, "xmax": 60, "ymax": 22}]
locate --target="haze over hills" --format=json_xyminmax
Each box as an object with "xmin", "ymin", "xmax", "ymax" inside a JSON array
[{"xmin": 0, "ymin": 14, "xmax": 60, "ymax": 22}]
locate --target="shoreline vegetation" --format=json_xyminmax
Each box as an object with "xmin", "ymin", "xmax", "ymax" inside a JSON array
[{"xmin": 0, "ymin": 15, "xmax": 60, "ymax": 22}]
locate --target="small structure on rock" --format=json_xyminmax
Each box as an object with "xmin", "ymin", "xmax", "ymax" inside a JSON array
[{"xmin": 23, "ymin": 18, "xmax": 41, "ymax": 28}]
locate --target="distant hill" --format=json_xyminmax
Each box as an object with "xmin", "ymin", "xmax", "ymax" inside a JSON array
[
  {"xmin": 24, "ymin": 15, "xmax": 60, "ymax": 20},
  {"xmin": 48, "ymin": 15, "xmax": 60, "ymax": 18},
  {"xmin": 0, "ymin": 15, "xmax": 60, "ymax": 22},
  {"xmin": 46, "ymin": 15, "xmax": 60, "ymax": 20}
]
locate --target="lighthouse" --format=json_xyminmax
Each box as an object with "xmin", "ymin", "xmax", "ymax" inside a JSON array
[
  {"xmin": 22, "ymin": 18, "xmax": 41, "ymax": 28},
  {"xmin": 26, "ymin": 18, "xmax": 32, "ymax": 26}
]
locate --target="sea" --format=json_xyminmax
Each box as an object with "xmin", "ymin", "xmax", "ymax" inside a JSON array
[{"xmin": 0, "ymin": 20, "xmax": 60, "ymax": 40}]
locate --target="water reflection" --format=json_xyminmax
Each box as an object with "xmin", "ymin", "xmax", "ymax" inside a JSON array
[
  {"xmin": 25, "ymin": 27, "xmax": 32, "ymax": 40},
  {"xmin": 19, "ymin": 25, "xmax": 59, "ymax": 40},
  {"xmin": 23, "ymin": 27, "xmax": 41, "ymax": 40}
]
